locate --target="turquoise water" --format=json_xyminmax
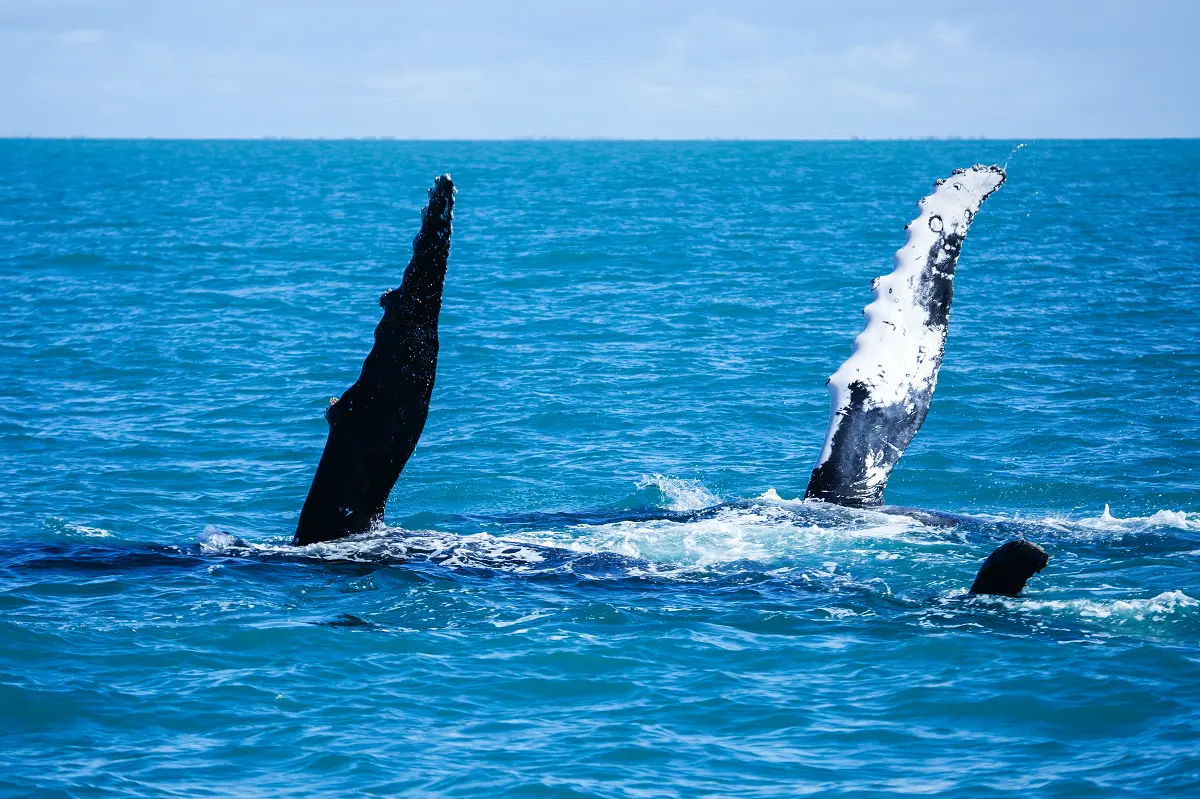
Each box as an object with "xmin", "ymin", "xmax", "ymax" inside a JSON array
[{"xmin": 1, "ymin": 140, "xmax": 1199, "ymax": 797}]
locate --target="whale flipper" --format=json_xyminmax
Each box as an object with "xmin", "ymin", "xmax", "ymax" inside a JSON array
[
  {"xmin": 970, "ymin": 539, "xmax": 1049, "ymax": 596},
  {"xmin": 805, "ymin": 165, "xmax": 1006, "ymax": 507},
  {"xmin": 293, "ymin": 175, "xmax": 455, "ymax": 546}
]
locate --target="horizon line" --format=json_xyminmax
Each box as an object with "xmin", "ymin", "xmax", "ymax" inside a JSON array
[{"xmin": 2, "ymin": 135, "xmax": 1198, "ymax": 143}]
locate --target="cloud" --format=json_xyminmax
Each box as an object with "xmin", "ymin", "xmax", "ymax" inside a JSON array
[
  {"xmin": 57, "ymin": 28, "xmax": 106, "ymax": 46},
  {"xmin": 360, "ymin": 69, "xmax": 487, "ymax": 104},
  {"xmin": 1, "ymin": 1, "xmax": 1197, "ymax": 137}
]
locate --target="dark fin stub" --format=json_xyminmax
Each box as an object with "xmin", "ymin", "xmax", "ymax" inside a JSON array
[
  {"xmin": 313, "ymin": 614, "xmax": 376, "ymax": 629},
  {"xmin": 969, "ymin": 539, "xmax": 1049, "ymax": 596},
  {"xmin": 293, "ymin": 175, "xmax": 455, "ymax": 547},
  {"xmin": 805, "ymin": 165, "xmax": 1006, "ymax": 507}
]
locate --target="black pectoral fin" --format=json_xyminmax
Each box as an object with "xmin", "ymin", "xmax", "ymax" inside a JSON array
[{"xmin": 293, "ymin": 175, "xmax": 455, "ymax": 547}]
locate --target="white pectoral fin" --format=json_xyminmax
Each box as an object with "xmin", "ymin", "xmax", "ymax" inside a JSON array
[{"xmin": 805, "ymin": 165, "xmax": 1005, "ymax": 507}]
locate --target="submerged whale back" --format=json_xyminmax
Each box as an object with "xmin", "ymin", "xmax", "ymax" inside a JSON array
[
  {"xmin": 806, "ymin": 165, "xmax": 1005, "ymax": 507},
  {"xmin": 293, "ymin": 175, "xmax": 455, "ymax": 546}
]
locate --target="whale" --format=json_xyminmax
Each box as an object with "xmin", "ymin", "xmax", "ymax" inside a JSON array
[
  {"xmin": 293, "ymin": 174, "xmax": 455, "ymax": 547},
  {"xmin": 806, "ymin": 165, "xmax": 1007, "ymax": 508},
  {"xmin": 796, "ymin": 164, "xmax": 1049, "ymax": 593},
  {"xmin": 970, "ymin": 538, "xmax": 1049, "ymax": 596},
  {"xmin": 287, "ymin": 166, "xmax": 1047, "ymax": 596}
]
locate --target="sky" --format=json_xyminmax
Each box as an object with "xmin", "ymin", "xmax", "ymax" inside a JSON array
[{"xmin": 1, "ymin": 0, "xmax": 1197, "ymax": 139}]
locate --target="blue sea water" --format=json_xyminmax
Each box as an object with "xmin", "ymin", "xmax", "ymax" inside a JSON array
[{"xmin": 1, "ymin": 139, "xmax": 1199, "ymax": 797}]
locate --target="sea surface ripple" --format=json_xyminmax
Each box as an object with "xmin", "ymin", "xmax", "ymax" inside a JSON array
[{"xmin": 1, "ymin": 140, "xmax": 1199, "ymax": 797}]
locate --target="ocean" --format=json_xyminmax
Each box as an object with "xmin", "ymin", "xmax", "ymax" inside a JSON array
[{"xmin": 1, "ymin": 139, "xmax": 1198, "ymax": 797}]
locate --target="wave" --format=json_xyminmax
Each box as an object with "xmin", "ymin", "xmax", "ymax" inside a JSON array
[
  {"xmin": 969, "ymin": 590, "xmax": 1200, "ymax": 626},
  {"xmin": 46, "ymin": 489, "xmax": 1200, "ymax": 578},
  {"xmin": 24, "ymin": 479, "xmax": 1200, "ymax": 634},
  {"xmin": 156, "ymin": 517, "xmax": 1200, "ymax": 637},
  {"xmin": 633, "ymin": 473, "xmax": 720, "ymax": 512},
  {"xmin": 186, "ymin": 492, "xmax": 941, "ymax": 590},
  {"xmin": 501, "ymin": 501, "xmax": 925, "ymax": 569},
  {"xmin": 961, "ymin": 504, "xmax": 1200, "ymax": 538},
  {"xmin": 1086, "ymin": 504, "xmax": 1200, "ymax": 531},
  {"xmin": 42, "ymin": 517, "xmax": 113, "ymax": 538}
]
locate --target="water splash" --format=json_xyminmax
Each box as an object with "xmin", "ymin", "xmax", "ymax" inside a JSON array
[
  {"xmin": 634, "ymin": 473, "xmax": 720, "ymax": 512},
  {"xmin": 1087, "ymin": 504, "xmax": 1200, "ymax": 531},
  {"xmin": 987, "ymin": 590, "xmax": 1200, "ymax": 623},
  {"xmin": 43, "ymin": 518, "xmax": 113, "ymax": 538},
  {"xmin": 1002, "ymin": 141, "xmax": 1030, "ymax": 170}
]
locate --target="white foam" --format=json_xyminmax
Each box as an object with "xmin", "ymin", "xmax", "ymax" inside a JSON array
[
  {"xmin": 491, "ymin": 609, "xmax": 554, "ymax": 629},
  {"xmin": 1082, "ymin": 504, "xmax": 1200, "ymax": 531},
  {"xmin": 45, "ymin": 518, "xmax": 114, "ymax": 538},
  {"xmin": 999, "ymin": 591, "xmax": 1199, "ymax": 622},
  {"xmin": 757, "ymin": 487, "xmax": 802, "ymax": 505},
  {"xmin": 69, "ymin": 524, "xmax": 111, "ymax": 538},
  {"xmin": 963, "ymin": 505, "xmax": 1200, "ymax": 537},
  {"xmin": 289, "ymin": 529, "xmax": 548, "ymax": 569},
  {"xmin": 190, "ymin": 493, "xmax": 933, "ymax": 581},
  {"xmin": 1148, "ymin": 510, "xmax": 1199, "ymax": 529},
  {"xmin": 636, "ymin": 473, "xmax": 719, "ymax": 511},
  {"xmin": 198, "ymin": 525, "xmax": 242, "ymax": 553},
  {"xmin": 513, "ymin": 501, "xmax": 925, "ymax": 570}
]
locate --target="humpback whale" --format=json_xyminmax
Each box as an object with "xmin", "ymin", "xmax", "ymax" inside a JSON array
[
  {"xmin": 293, "ymin": 174, "xmax": 455, "ymax": 547},
  {"xmin": 288, "ymin": 166, "xmax": 1047, "ymax": 597},
  {"xmin": 795, "ymin": 164, "xmax": 1049, "ymax": 594},
  {"xmin": 806, "ymin": 165, "xmax": 1007, "ymax": 508}
]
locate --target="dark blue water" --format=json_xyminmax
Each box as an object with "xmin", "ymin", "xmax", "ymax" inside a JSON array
[{"xmin": 1, "ymin": 140, "xmax": 1198, "ymax": 797}]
